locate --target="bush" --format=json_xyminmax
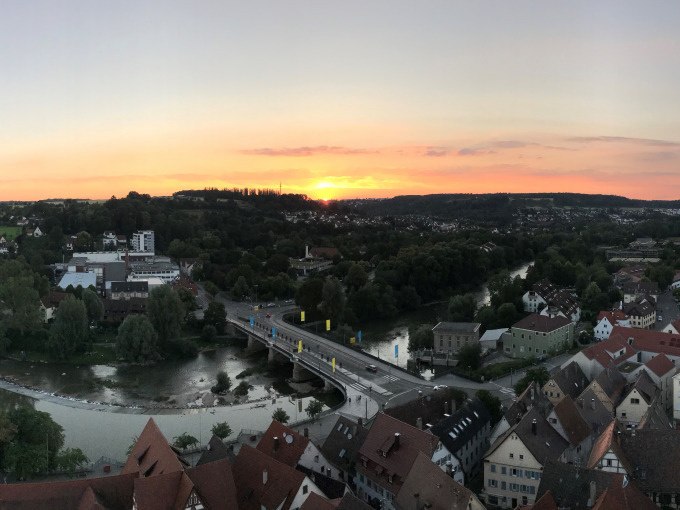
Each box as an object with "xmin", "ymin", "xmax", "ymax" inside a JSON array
[
  {"xmin": 211, "ymin": 421, "xmax": 232, "ymax": 440},
  {"xmin": 211, "ymin": 370, "xmax": 231, "ymax": 394},
  {"xmin": 201, "ymin": 325, "xmax": 217, "ymax": 343},
  {"xmin": 233, "ymin": 380, "xmax": 252, "ymax": 397}
]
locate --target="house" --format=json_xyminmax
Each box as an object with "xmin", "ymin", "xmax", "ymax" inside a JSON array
[
  {"xmin": 489, "ymin": 382, "xmax": 553, "ymax": 447},
  {"xmin": 574, "ymin": 387, "xmax": 616, "ymax": 439},
  {"xmin": 614, "ymin": 265, "xmax": 646, "ymax": 287},
  {"xmin": 621, "ymin": 353, "xmax": 677, "ymax": 411},
  {"xmin": 300, "ymin": 492, "xmax": 373, "ymax": 510},
  {"xmin": 30, "ymin": 226, "xmax": 43, "ymax": 237},
  {"xmin": 256, "ymin": 420, "xmax": 341, "ymax": 481},
  {"xmin": 395, "ymin": 452, "xmax": 487, "ymax": 510},
  {"xmin": 307, "ymin": 246, "xmax": 340, "ymax": 260},
  {"xmin": 234, "ymin": 444, "xmax": 325, "ymax": 510},
  {"xmin": 522, "ymin": 280, "xmax": 555, "ymax": 313},
  {"xmin": 594, "ymin": 310, "xmax": 631, "ymax": 340},
  {"xmin": 108, "ymin": 281, "xmax": 149, "ymax": 300},
  {"xmin": 430, "ymin": 398, "xmax": 491, "ymax": 478},
  {"xmin": 102, "ymin": 231, "xmax": 117, "ymax": 248},
  {"xmin": 504, "ymin": 314, "xmax": 573, "ymax": 359},
  {"xmin": 483, "ymin": 408, "xmax": 569, "ymax": 509},
  {"xmin": 39, "ymin": 291, "xmax": 70, "ymax": 323},
  {"xmin": 479, "ymin": 328, "xmax": 507, "ymax": 352},
  {"xmin": 179, "ymin": 258, "xmax": 201, "ymax": 277},
  {"xmin": 671, "ymin": 272, "xmax": 680, "ymax": 290},
  {"xmin": 320, "ymin": 416, "xmax": 369, "ymax": 483},
  {"xmin": 566, "ymin": 332, "xmax": 638, "ymax": 380},
  {"xmin": 545, "ymin": 396, "xmax": 593, "ymax": 465},
  {"xmin": 542, "ymin": 361, "xmax": 588, "ymax": 405},
  {"xmin": 622, "ymin": 281, "xmax": 659, "ymax": 304},
  {"xmin": 615, "ymin": 371, "xmax": 660, "ymax": 428},
  {"xmin": 431, "ymin": 322, "xmax": 481, "ymax": 355},
  {"xmin": 585, "ymin": 368, "xmax": 627, "ymax": 413},
  {"xmin": 531, "ymin": 460, "xmax": 656, "ymax": 510},
  {"xmin": 522, "ymin": 280, "xmax": 580, "ymax": 322},
  {"xmin": 622, "ymin": 299, "xmax": 656, "ymax": 329},
  {"xmin": 172, "ymin": 274, "xmax": 199, "ymax": 296},
  {"xmin": 102, "ymin": 298, "xmax": 146, "ymax": 324},
  {"xmin": 588, "ymin": 422, "xmax": 680, "ymax": 508},
  {"xmin": 354, "ymin": 412, "xmax": 454, "ymax": 510}
]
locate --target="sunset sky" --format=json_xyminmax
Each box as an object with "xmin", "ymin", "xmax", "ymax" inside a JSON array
[{"xmin": 1, "ymin": 1, "xmax": 680, "ymax": 201}]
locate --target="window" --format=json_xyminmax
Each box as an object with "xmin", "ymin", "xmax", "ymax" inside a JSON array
[
  {"xmin": 501, "ymin": 481, "xmax": 506, "ymax": 490},
  {"xmin": 501, "ymin": 467, "xmax": 507, "ymax": 475},
  {"xmin": 303, "ymin": 485, "xmax": 308, "ymax": 494},
  {"xmin": 490, "ymin": 464, "xmax": 496, "ymax": 473},
  {"xmin": 519, "ymin": 455, "xmax": 524, "ymax": 460},
  {"xmin": 606, "ymin": 459, "xmax": 612, "ymax": 467},
  {"xmin": 509, "ymin": 453, "xmax": 514, "ymax": 459},
  {"xmin": 631, "ymin": 398, "xmax": 640, "ymax": 404}
]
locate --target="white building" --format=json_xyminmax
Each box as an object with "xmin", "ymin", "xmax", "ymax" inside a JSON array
[
  {"xmin": 131, "ymin": 230, "xmax": 155, "ymax": 253},
  {"xmin": 594, "ymin": 311, "xmax": 631, "ymax": 340}
]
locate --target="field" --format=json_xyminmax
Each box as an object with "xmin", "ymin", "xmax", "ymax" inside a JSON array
[{"xmin": 0, "ymin": 225, "xmax": 21, "ymax": 241}]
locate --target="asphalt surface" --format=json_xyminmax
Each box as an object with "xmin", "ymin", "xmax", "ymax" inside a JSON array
[{"xmin": 655, "ymin": 290, "xmax": 680, "ymax": 331}]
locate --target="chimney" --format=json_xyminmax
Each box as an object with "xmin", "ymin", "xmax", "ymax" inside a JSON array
[
  {"xmin": 416, "ymin": 417, "xmax": 423, "ymax": 430},
  {"xmin": 444, "ymin": 401, "xmax": 449, "ymax": 415},
  {"xmin": 451, "ymin": 400, "xmax": 456, "ymax": 413},
  {"xmin": 591, "ymin": 398, "xmax": 595, "ymax": 410},
  {"xmin": 263, "ymin": 469, "xmax": 268, "ymax": 485},
  {"xmin": 273, "ymin": 437, "xmax": 279, "ymax": 451},
  {"xmin": 305, "ymin": 245, "xmax": 309, "ymax": 258},
  {"xmin": 531, "ymin": 419, "xmax": 537, "ymax": 435},
  {"xmin": 394, "ymin": 432, "xmax": 401, "ymax": 450},
  {"xmin": 587, "ymin": 480, "xmax": 596, "ymax": 507},
  {"xmin": 303, "ymin": 428, "xmax": 309, "ymax": 438}
]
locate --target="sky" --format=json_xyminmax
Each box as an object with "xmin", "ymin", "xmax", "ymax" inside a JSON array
[{"xmin": 1, "ymin": 1, "xmax": 680, "ymax": 201}]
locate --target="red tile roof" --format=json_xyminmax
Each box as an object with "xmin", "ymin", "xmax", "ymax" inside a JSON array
[
  {"xmin": 234, "ymin": 445, "xmax": 306, "ymax": 510},
  {"xmin": 591, "ymin": 477, "xmax": 657, "ymax": 510},
  {"xmin": 0, "ymin": 472, "xmax": 137, "ymax": 509},
  {"xmin": 358, "ymin": 412, "xmax": 440, "ymax": 493},
  {"xmin": 133, "ymin": 471, "xmax": 194, "ymax": 510},
  {"xmin": 597, "ymin": 310, "xmax": 628, "ymax": 323},
  {"xmin": 645, "ymin": 353, "xmax": 676, "ymax": 377},
  {"xmin": 256, "ymin": 420, "xmax": 310, "ymax": 467},
  {"xmin": 587, "ymin": 420, "xmax": 631, "ymax": 472},
  {"xmin": 300, "ymin": 492, "xmax": 336, "ymax": 510},
  {"xmin": 188, "ymin": 458, "xmax": 238, "ymax": 510},
  {"xmin": 581, "ymin": 334, "xmax": 637, "ymax": 369},
  {"xmin": 553, "ymin": 396, "xmax": 591, "ymax": 445},
  {"xmin": 122, "ymin": 418, "xmax": 189, "ymax": 477},
  {"xmin": 609, "ymin": 326, "xmax": 680, "ymax": 358}
]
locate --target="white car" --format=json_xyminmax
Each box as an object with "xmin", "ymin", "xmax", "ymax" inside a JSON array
[{"xmin": 433, "ymin": 385, "xmax": 447, "ymax": 391}]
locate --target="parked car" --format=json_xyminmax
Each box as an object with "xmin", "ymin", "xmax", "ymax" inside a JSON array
[
  {"xmin": 366, "ymin": 364, "xmax": 378, "ymax": 373},
  {"xmin": 433, "ymin": 385, "xmax": 447, "ymax": 391}
]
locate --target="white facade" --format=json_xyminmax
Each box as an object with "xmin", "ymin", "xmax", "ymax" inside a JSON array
[
  {"xmin": 287, "ymin": 475, "xmax": 325, "ymax": 510},
  {"xmin": 298, "ymin": 438, "xmax": 342, "ymax": 481},
  {"xmin": 673, "ymin": 372, "xmax": 680, "ymax": 425},
  {"xmin": 132, "ymin": 230, "xmax": 155, "ymax": 253},
  {"xmin": 594, "ymin": 317, "xmax": 631, "ymax": 340},
  {"xmin": 616, "ymin": 388, "xmax": 655, "ymax": 428},
  {"xmin": 522, "ymin": 291, "xmax": 547, "ymax": 313}
]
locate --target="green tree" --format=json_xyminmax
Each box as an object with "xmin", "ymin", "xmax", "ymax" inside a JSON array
[
  {"xmin": 496, "ymin": 302, "xmax": 519, "ymax": 327},
  {"xmin": 147, "ymin": 285, "xmax": 184, "ymax": 345},
  {"xmin": 447, "ymin": 294, "xmax": 477, "ymax": 322},
  {"xmin": 177, "ymin": 287, "xmax": 198, "ymax": 312},
  {"xmin": 211, "ymin": 370, "xmax": 231, "ymax": 394},
  {"xmin": 233, "ymin": 380, "xmax": 253, "ymax": 397},
  {"xmin": 203, "ymin": 301, "xmax": 226, "ymax": 334},
  {"xmin": 203, "ymin": 281, "xmax": 219, "ymax": 298},
  {"xmin": 48, "ymin": 297, "xmax": 89, "ymax": 359},
  {"xmin": 81, "ymin": 288, "xmax": 103, "ymax": 323},
  {"xmin": 116, "ymin": 314, "xmax": 160, "ymax": 363},
  {"xmin": 514, "ymin": 367, "xmax": 550, "ymax": 395},
  {"xmin": 475, "ymin": 305, "xmax": 497, "ymax": 329},
  {"xmin": 211, "ymin": 422, "xmax": 232, "ymax": 440},
  {"xmin": 0, "ymin": 275, "xmax": 42, "ymax": 336},
  {"xmin": 55, "ymin": 447, "xmax": 89, "ymax": 475},
  {"xmin": 305, "ymin": 399, "xmax": 324, "ymax": 421},
  {"xmin": 344, "ymin": 263, "xmax": 368, "ymax": 291},
  {"xmin": 296, "ymin": 278, "xmax": 324, "ymax": 318},
  {"xmin": 173, "ymin": 432, "xmax": 199, "ymax": 450},
  {"xmin": 408, "ymin": 325, "xmax": 434, "ymax": 352},
  {"xmin": 319, "ymin": 276, "xmax": 346, "ymax": 323},
  {"xmin": 476, "ymin": 390, "xmax": 503, "ymax": 425},
  {"xmin": 201, "ymin": 324, "xmax": 217, "ymax": 343},
  {"xmin": 272, "ymin": 408, "xmax": 290, "ymax": 424},
  {"xmin": 457, "ymin": 343, "xmax": 482, "ymax": 370},
  {"xmin": 266, "ymin": 254, "xmax": 290, "ymax": 275},
  {"xmin": 230, "ymin": 276, "xmax": 251, "ymax": 301}
]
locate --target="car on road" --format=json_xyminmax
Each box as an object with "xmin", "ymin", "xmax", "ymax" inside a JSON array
[
  {"xmin": 433, "ymin": 385, "xmax": 447, "ymax": 391},
  {"xmin": 658, "ymin": 316, "xmax": 663, "ymax": 322},
  {"xmin": 265, "ymin": 313, "xmax": 271, "ymax": 318},
  {"xmin": 266, "ymin": 302, "xmax": 276, "ymax": 308},
  {"xmin": 366, "ymin": 364, "xmax": 378, "ymax": 373}
]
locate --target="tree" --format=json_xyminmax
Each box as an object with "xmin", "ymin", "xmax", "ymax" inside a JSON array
[
  {"xmin": 211, "ymin": 422, "xmax": 232, "ymax": 440},
  {"xmin": 233, "ymin": 380, "xmax": 253, "ymax": 397},
  {"xmin": 475, "ymin": 305, "xmax": 497, "ymax": 329},
  {"xmin": 48, "ymin": 297, "xmax": 89, "ymax": 359},
  {"xmin": 203, "ymin": 301, "xmax": 226, "ymax": 334},
  {"xmin": 514, "ymin": 367, "xmax": 550, "ymax": 395},
  {"xmin": 496, "ymin": 302, "xmax": 519, "ymax": 327},
  {"xmin": 201, "ymin": 324, "xmax": 217, "ymax": 343},
  {"xmin": 296, "ymin": 278, "xmax": 324, "ymax": 317},
  {"xmin": 272, "ymin": 408, "xmax": 290, "ymax": 424},
  {"xmin": 81, "ymin": 288, "xmax": 103, "ymax": 323},
  {"xmin": 344, "ymin": 263, "xmax": 368, "ymax": 291},
  {"xmin": 447, "ymin": 294, "xmax": 477, "ymax": 322},
  {"xmin": 211, "ymin": 370, "xmax": 231, "ymax": 394},
  {"xmin": 176, "ymin": 287, "xmax": 198, "ymax": 312},
  {"xmin": 319, "ymin": 276, "xmax": 346, "ymax": 323},
  {"xmin": 457, "ymin": 343, "xmax": 482, "ymax": 370},
  {"xmin": 230, "ymin": 276, "xmax": 250, "ymax": 301},
  {"xmin": 476, "ymin": 390, "xmax": 503, "ymax": 425},
  {"xmin": 173, "ymin": 432, "xmax": 199, "ymax": 450},
  {"xmin": 116, "ymin": 314, "xmax": 160, "ymax": 363},
  {"xmin": 305, "ymin": 399, "xmax": 324, "ymax": 421},
  {"xmin": 0, "ymin": 275, "xmax": 42, "ymax": 336},
  {"xmin": 266, "ymin": 254, "xmax": 290, "ymax": 275},
  {"xmin": 55, "ymin": 447, "xmax": 89, "ymax": 475},
  {"xmin": 203, "ymin": 281, "xmax": 219, "ymax": 298},
  {"xmin": 408, "ymin": 325, "xmax": 434, "ymax": 352},
  {"xmin": 147, "ymin": 285, "xmax": 184, "ymax": 345}
]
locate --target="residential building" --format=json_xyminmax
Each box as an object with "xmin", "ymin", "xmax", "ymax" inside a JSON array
[
  {"xmin": 354, "ymin": 412, "xmax": 454, "ymax": 509},
  {"xmin": 622, "ymin": 281, "xmax": 659, "ymax": 304},
  {"xmin": 131, "ymin": 230, "xmax": 155, "ymax": 253},
  {"xmin": 594, "ymin": 310, "xmax": 631, "ymax": 340},
  {"xmin": 395, "ymin": 452, "xmax": 486, "ymax": 510},
  {"xmin": 623, "ymin": 299, "xmax": 656, "ymax": 329},
  {"xmin": 39, "ymin": 291, "xmax": 70, "ymax": 323},
  {"xmin": 532, "ymin": 460, "xmax": 656, "ymax": 510},
  {"xmin": 574, "ymin": 387, "xmax": 616, "ymax": 438},
  {"xmin": 320, "ymin": 416, "xmax": 369, "ymax": 483},
  {"xmin": 431, "ymin": 322, "xmax": 481, "ymax": 355},
  {"xmin": 489, "ymin": 382, "xmax": 552, "ymax": 447},
  {"xmin": 664, "ymin": 319, "xmax": 680, "ymax": 335},
  {"xmin": 585, "ymin": 368, "xmax": 627, "ymax": 413},
  {"xmin": 504, "ymin": 314, "xmax": 573, "ymax": 359},
  {"xmin": 102, "ymin": 298, "xmax": 146, "ymax": 324},
  {"xmin": 234, "ymin": 444, "xmax": 325, "ymax": 510},
  {"xmin": 430, "ymin": 399, "xmax": 491, "ymax": 478},
  {"xmin": 545, "ymin": 396, "xmax": 593, "ymax": 465},
  {"xmin": 522, "ymin": 280, "xmax": 580, "ymax": 322},
  {"xmin": 483, "ymin": 408, "xmax": 568, "ymax": 509},
  {"xmin": 256, "ymin": 420, "xmax": 340, "ymax": 481},
  {"xmin": 102, "ymin": 231, "xmax": 117, "ymax": 248},
  {"xmin": 128, "ymin": 259, "xmax": 180, "ymax": 283},
  {"xmin": 300, "ymin": 492, "xmax": 372, "ymax": 510},
  {"xmin": 673, "ymin": 371, "xmax": 680, "ymax": 425},
  {"xmin": 307, "ymin": 246, "xmax": 340, "ymax": 260},
  {"xmin": 542, "ymin": 361, "xmax": 588, "ymax": 405},
  {"xmin": 108, "ymin": 281, "xmax": 149, "ymax": 300},
  {"xmin": 616, "ymin": 371, "xmax": 660, "ymax": 428}
]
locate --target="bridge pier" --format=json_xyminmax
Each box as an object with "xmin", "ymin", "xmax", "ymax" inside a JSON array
[
  {"xmin": 324, "ymin": 379, "xmax": 333, "ymax": 391},
  {"xmin": 268, "ymin": 346, "xmax": 287, "ymax": 365},
  {"xmin": 247, "ymin": 334, "xmax": 266, "ymax": 352},
  {"xmin": 292, "ymin": 361, "xmax": 315, "ymax": 383}
]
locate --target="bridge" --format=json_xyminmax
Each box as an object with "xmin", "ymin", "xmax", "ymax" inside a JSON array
[{"xmin": 221, "ymin": 299, "xmax": 434, "ymax": 419}]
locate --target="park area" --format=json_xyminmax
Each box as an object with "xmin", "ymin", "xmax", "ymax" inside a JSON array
[{"xmin": 0, "ymin": 225, "xmax": 21, "ymax": 240}]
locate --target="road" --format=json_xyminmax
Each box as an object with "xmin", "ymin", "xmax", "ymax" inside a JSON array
[{"xmin": 655, "ymin": 290, "xmax": 680, "ymax": 331}]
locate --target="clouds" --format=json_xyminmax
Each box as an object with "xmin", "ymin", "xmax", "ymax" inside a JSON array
[
  {"xmin": 241, "ymin": 146, "xmax": 376, "ymax": 157},
  {"xmin": 568, "ymin": 136, "xmax": 680, "ymax": 147}
]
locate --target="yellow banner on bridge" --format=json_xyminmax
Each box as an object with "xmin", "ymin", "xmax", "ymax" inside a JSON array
[
  {"xmin": 326, "ymin": 319, "xmax": 331, "ymax": 331},
  {"xmin": 298, "ymin": 340, "xmax": 303, "ymax": 353},
  {"xmin": 300, "ymin": 311, "xmax": 305, "ymax": 322},
  {"xmin": 332, "ymin": 357, "xmax": 336, "ymax": 372}
]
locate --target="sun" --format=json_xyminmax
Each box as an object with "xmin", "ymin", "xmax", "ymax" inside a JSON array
[{"xmin": 313, "ymin": 181, "xmax": 337, "ymax": 201}]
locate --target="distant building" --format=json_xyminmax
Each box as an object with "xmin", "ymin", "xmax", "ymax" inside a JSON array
[
  {"xmin": 57, "ymin": 271, "xmax": 97, "ymax": 290},
  {"xmin": 109, "ymin": 281, "xmax": 149, "ymax": 300},
  {"xmin": 504, "ymin": 314, "xmax": 573, "ymax": 359},
  {"xmin": 594, "ymin": 310, "xmax": 631, "ymax": 340},
  {"xmin": 431, "ymin": 322, "xmax": 481, "ymax": 355},
  {"xmin": 131, "ymin": 230, "xmax": 155, "ymax": 253}
]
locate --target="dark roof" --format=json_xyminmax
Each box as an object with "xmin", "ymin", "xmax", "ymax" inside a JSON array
[
  {"xmin": 122, "ymin": 418, "xmax": 189, "ymax": 477},
  {"xmin": 335, "ymin": 493, "xmax": 374, "ymax": 510},
  {"xmin": 619, "ymin": 429, "xmax": 680, "ymax": 492},
  {"xmin": 0, "ymin": 472, "xmax": 137, "ymax": 510},
  {"xmin": 537, "ymin": 460, "xmax": 655, "ymax": 510},
  {"xmin": 133, "ymin": 471, "xmax": 194, "ymax": 510},
  {"xmin": 626, "ymin": 370, "xmax": 658, "ymax": 405},
  {"xmin": 256, "ymin": 420, "xmax": 310, "ymax": 468},
  {"xmin": 622, "ymin": 280, "xmax": 659, "ymax": 295},
  {"xmin": 196, "ymin": 435, "xmax": 235, "ymax": 466},
  {"xmin": 187, "ymin": 458, "xmax": 239, "ymax": 510},
  {"xmin": 623, "ymin": 300, "xmax": 655, "ymax": 317},
  {"xmin": 574, "ymin": 387, "xmax": 615, "ymax": 436},
  {"xmin": 638, "ymin": 400, "xmax": 673, "ymax": 430},
  {"xmin": 297, "ymin": 464, "xmax": 346, "ymax": 499},
  {"xmin": 546, "ymin": 361, "xmax": 588, "ymax": 400},
  {"xmin": 430, "ymin": 399, "xmax": 490, "ymax": 457},
  {"xmin": 592, "ymin": 368, "xmax": 627, "ymax": 406},
  {"xmin": 512, "ymin": 313, "xmax": 571, "ymax": 332},
  {"xmin": 432, "ymin": 321, "xmax": 481, "ymax": 334},
  {"xmin": 300, "ymin": 492, "xmax": 335, "ymax": 510},
  {"xmin": 320, "ymin": 416, "xmax": 369, "ymax": 473},
  {"xmin": 103, "ymin": 261, "xmax": 126, "ymax": 283},
  {"xmin": 489, "ymin": 408, "xmax": 568, "ymax": 466},
  {"xmin": 394, "ymin": 452, "xmax": 480, "ymax": 510},
  {"xmin": 552, "ymin": 396, "xmax": 591, "ymax": 445},
  {"xmin": 384, "ymin": 388, "xmax": 464, "ymax": 429},
  {"xmin": 110, "ymin": 281, "xmax": 148, "ymax": 293},
  {"xmin": 504, "ymin": 381, "xmax": 553, "ymax": 425}
]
